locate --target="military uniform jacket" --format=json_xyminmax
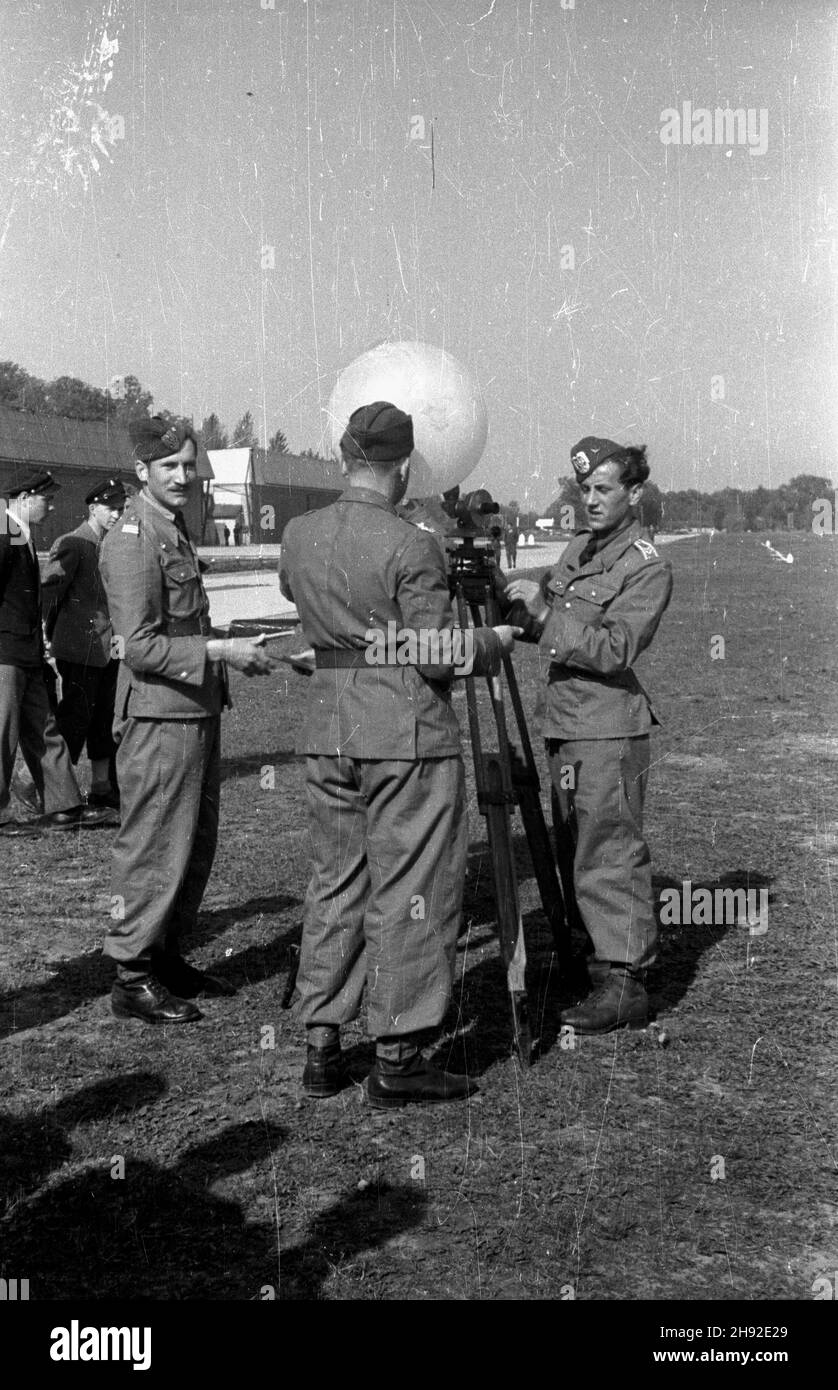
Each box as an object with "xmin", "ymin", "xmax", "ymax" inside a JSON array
[
  {"xmin": 100, "ymin": 490, "xmax": 224, "ymax": 720},
  {"xmin": 41, "ymin": 521, "xmax": 113, "ymax": 668},
  {"xmin": 0, "ymin": 521, "xmax": 43, "ymax": 668},
  {"xmin": 537, "ymin": 518, "xmax": 673, "ymax": 740},
  {"xmin": 279, "ymin": 487, "xmax": 502, "ymax": 758}
]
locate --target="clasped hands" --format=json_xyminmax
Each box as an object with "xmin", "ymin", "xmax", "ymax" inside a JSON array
[{"xmin": 206, "ymin": 633, "xmax": 275, "ymax": 677}]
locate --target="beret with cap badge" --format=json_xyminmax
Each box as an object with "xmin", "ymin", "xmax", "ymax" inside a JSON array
[
  {"xmin": 129, "ymin": 415, "xmax": 198, "ymax": 464},
  {"xmin": 570, "ymin": 436, "xmax": 626, "ymax": 479}
]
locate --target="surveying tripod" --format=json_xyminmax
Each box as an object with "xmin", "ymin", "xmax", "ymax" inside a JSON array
[{"xmin": 448, "ymin": 538, "xmax": 570, "ymax": 1065}]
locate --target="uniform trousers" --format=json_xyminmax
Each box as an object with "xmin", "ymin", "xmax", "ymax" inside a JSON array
[
  {"xmin": 298, "ymin": 754, "xmax": 467, "ymax": 1040},
  {"xmin": 546, "ymin": 735, "xmax": 657, "ymax": 971},
  {"xmin": 55, "ymin": 659, "xmax": 118, "ymax": 767},
  {"xmin": 0, "ymin": 663, "xmax": 81, "ymax": 820},
  {"xmin": 105, "ymin": 715, "xmax": 220, "ymax": 979}
]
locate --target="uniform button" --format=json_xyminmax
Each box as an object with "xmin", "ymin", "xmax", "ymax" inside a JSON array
[
  {"xmin": 567, "ymin": 585, "xmax": 574, "ymax": 592},
  {"xmin": 590, "ymin": 589, "xmax": 596, "ymax": 596},
  {"xmin": 565, "ymin": 602, "xmax": 571, "ymax": 608},
  {"xmin": 550, "ymin": 649, "xmax": 557, "ymax": 656},
  {"xmin": 179, "ymin": 670, "xmax": 188, "ymax": 678}
]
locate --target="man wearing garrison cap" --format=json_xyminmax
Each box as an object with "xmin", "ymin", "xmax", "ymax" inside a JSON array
[
  {"xmin": 41, "ymin": 478, "xmax": 127, "ymax": 811},
  {"xmin": 0, "ymin": 470, "xmax": 113, "ymax": 836},
  {"xmin": 280, "ymin": 401, "xmax": 521, "ymax": 1108},
  {"xmin": 99, "ymin": 416, "xmax": 274, "ymax": 1026},
  {"xmin": 506, "ymin": 436, "xmax": 673, "ymax": 1035}
]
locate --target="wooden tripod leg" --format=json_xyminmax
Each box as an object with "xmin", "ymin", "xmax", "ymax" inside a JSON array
[
  {"xmin": 513, "ymin": 777, "xmax": 571, "ymax": 971},
  {"xmin": 481, "ymin": 587, "xmax": 570, "ymax": 972},
  {"xmin": 456, "ymin": 585, "xmax": 532, "ymax": 1066},
  {"xmin": 484, "ymin": 755, "xmax": 533, "ymax": 1067}
]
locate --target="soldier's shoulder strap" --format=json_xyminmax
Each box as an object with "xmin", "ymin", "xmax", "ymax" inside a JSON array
[{"xmin": 109, "ymin": 504, "xmax": 143, "ymax": 541}]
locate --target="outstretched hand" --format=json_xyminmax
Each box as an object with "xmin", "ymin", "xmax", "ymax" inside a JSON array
[
  {"xmin": 492, "ymin": 624, "xmax": 524, "ymax": 654},
  {"xmin": 504, "ymin": 579, "xmax": 549, "ymax": 622}
]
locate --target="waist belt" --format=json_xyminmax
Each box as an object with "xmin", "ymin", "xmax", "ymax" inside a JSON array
[
  {"xmin": 165, "ymin": 616, "xmax": 213, "ymax": 637},
  {"xmin": 314, "ymin": 648, "xmax": 373, "ymax": 669}
]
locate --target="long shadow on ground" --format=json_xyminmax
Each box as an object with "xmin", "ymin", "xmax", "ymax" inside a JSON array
[
  {"xmin": 445, "ymin": 869, "xmax": 774, "ymax": 1073},
  {"xmin": 1, "ymin": 1088, "xmax": 426, "ymax": 1299},
  {"xmin": 0, "ymin": 894, "xmax": 301, "ymax": 1041}
]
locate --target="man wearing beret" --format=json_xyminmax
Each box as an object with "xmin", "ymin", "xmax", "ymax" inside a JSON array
[
  {"xmin": 100, "ymin": 417, "xmax": 274, "ymax": 1025},
  {"xmin": 41, "ymin": 478, "xmax": 127, "ymax": 811},
  {"xmin": 0, "ymin": 471, "xmax": 112, "ymax": 836},
  {"xmin": 279, "ymin": 401, "xmax": 521, "ymax": 1107},
  {"xmin": 506, "ymin": 437, "xmax": 673, "ymax": 1034}
]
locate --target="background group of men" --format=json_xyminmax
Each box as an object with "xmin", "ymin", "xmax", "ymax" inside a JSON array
[
  {"xmin": 0, "ymin": 405, "xmax": 672, "ymax": 1112},
  {"xmin": 0, "ymin": 471, "xmax": 126, "ymax": 837}
]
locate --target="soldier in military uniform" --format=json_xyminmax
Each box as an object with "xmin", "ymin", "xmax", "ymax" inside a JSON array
[
  {"xmin": 41, "ymin": 478, "xmax": 126, "ymax": 810},
  {"xmin": 506, "ymin": 436, "xmax": 673, "ymax": 1034},
  {"xmin": 279, "ymin": 402, "xmax": 520, "ymax": 1108},
  {"xmin": 100, "ymin": 417, "xmax": 273, "ymax": 1026},
  {"xmin": 0, "ymin": 471, "xmax": 111, "ymax": 837}
]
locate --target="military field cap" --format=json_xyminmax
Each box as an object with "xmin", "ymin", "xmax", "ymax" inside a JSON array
[
  {"xmin": 570, "ymin": 437, "xmax": 626, "ymax": 479},
  {"xmin": 86, "ymin": 477, "xmax": 127, "ymax": 507},
  {"xmin": 7, "ymin": 469, "xmax": 60, "ymax": 498},
  {"xmin": 340, "ymin": 401, "xmax": 414, "ymax": 464},
  {"xmin": 129, "ymin": 415, "xmax": 198, "ymax": 464}
]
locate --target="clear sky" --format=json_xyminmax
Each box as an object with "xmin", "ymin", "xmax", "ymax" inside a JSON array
[{"xmin": 0, "ymin": 0, "xmax": 835, "ymax": 508}]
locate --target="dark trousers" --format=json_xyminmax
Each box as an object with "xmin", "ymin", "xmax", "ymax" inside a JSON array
[
  {"xmin": 547, "ymin": 735, "xmax": 657, "ymax": 972},
  {"xmin": 297, "ymin": 755, "xmax": 467, "ymax": 1040},
  {"xmin": 105, "ymin": 716, "xmax": 220, "ymax": 978},
  {"xmin": 55, "ymin": 659, "xmax": 118, "ymax": 772},
  {"xmin": 0, "ymin": 663, "xmax": 81, "ymax": 820}
]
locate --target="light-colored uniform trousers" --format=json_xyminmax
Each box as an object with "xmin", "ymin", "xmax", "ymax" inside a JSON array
[
  {"xmin": 104, "ymin": 715, "xmax": 220, "ymax": 978},
  {"xmin": 298, "ymin": 754, "xmax": 467, "ymax": 1040},
  {"xmin": 547, "ymin": 734, "xmax": 656, "ymax": 972}
]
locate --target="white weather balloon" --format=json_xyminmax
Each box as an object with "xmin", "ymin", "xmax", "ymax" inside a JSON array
[{"xmin": 327, "ymin": 341, "xmax": 488, "ymax": 496}]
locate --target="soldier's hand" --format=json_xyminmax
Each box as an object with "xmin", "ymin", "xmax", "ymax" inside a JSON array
[
  {"xmin": 492, "ymin": 624, "xmax": 524, "ymax": 654},
  {"xmin": 208, "ymin": 634, "xmax": 274, "ymax": 676},
  {"xmin": 505, "ymin": 578, "xmax": 549, "ymax": 622}
]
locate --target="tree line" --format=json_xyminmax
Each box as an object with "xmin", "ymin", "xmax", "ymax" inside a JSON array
[
  {"xmin": 1, "ymin": 361, "xmax": 831, "ymax": 528},
  {"xmin": 0, "ymin": 361, "xmax": 295, "ymax": 458},
  {"xmin": 504, "ymin": 474, "xmax": 835, "ymax": 535}
]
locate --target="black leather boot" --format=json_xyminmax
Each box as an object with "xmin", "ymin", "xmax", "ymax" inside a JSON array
[
  {"xmin": 111, "ymin": 976, "xmax": 202, "ymax": 1025},
  {"xmin": 302, "ymin": 1042, "xmax": 346, "ymax": 1098},
  {"xmin": 367, "ymin": 1054, "xmax": 477, "ymax": 1109},
  {"xmin": 156, "ymin": 956, "xmax": 235, "ymax": 998},
  {"xmin": 560, "ymin": 968, "xmax": 649, "ymax": 1035}
]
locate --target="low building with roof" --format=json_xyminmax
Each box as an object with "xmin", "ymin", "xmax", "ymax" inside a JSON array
[
  {"xmin": 206, "ymin": 447, "xmax": 343, "ymax": 544},
  {"xmin": 0, "ymin": 405, "xmax": 213, "ymax": 545}
]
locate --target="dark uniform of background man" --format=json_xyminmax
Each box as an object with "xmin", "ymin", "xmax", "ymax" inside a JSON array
[
  {"xmin": 41, "ymin": 478, "xmax": 126, "ymax": 811},
  {"xmin": 507, "ymin": 436, "xmax": 672, "ymax": 1034},
  {"xmin": 0, "ymin": 470, "xmax": 111, "ymax": 837},
  {"xmin": 279, "ymin": 401, "xmax": 520, "ymax": 1109},
  {"xmin": 100, "ymin": 417, "xmax": 273, "ymax": 1026}
]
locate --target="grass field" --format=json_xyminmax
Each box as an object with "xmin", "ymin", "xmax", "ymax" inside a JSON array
[{"xmin": 1, "ymin": 531, "xmax": 836, "ymax": 1301}]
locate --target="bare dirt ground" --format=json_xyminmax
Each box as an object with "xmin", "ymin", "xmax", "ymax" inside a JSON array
[{"xmin": 1, "ymin": 531, "xmax": 836, "ymax": 1302}]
